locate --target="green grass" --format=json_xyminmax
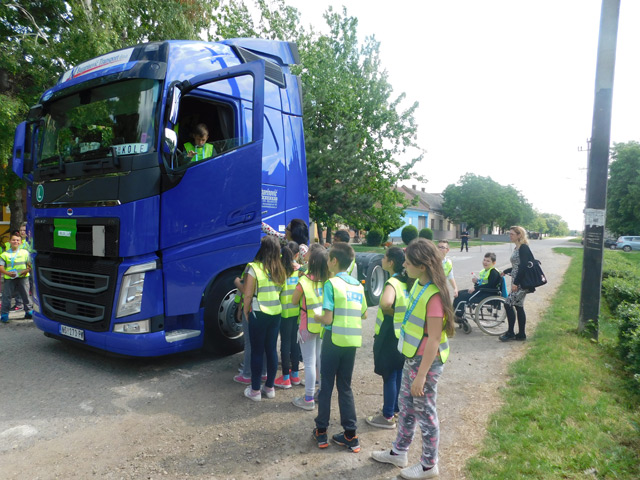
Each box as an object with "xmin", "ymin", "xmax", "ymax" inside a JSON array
[
  {"xmin": 467, "ymin": 248, "xmax": 640, "ymax": 479},
  {"xmin": 352, "ymin": 239, "xmax": 504, "ymax": 254}
]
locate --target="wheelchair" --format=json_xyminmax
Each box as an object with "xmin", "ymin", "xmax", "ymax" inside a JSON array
[{"xmin": 454, "ymin": 280, "xmax": 508, "ymax": 336}]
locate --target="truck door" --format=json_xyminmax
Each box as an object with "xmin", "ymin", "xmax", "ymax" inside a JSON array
[{"xmin": 160, "ymin": 62, "xmax": 265, "ymax": 253}]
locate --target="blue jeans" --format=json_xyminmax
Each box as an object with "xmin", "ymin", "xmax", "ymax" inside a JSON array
[
  {"xmin": 315, "ymin": 329, "xmax": 357, "ymax": 432},
  {"xmin": 240, "ymin": 311, "xmax": 266, "ymax": 379},
  {"xmin": 382, "ymin": 367, "xmax": 403, "ymax": 419},
  {"xmin": 248, "ymin": 310, "xmax": 280, "ymax": 391}
]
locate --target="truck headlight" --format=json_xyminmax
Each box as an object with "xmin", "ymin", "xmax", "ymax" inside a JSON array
[
  {"xmin": 116, "ymin": 261, "xmax": 156, "ymax": 318},
  {"xmin": 113, "ymin": 319, "xmax": 151, "ymax": 334}
]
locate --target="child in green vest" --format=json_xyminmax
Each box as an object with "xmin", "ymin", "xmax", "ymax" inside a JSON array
[
  {"xmin": 291, "ymin": 245, "xmax": 330, "ymax": 410},
  {"xmin": 184, "ymin": 123, "xmax": 215, "ymax": 162},
  {"xmin": 366, "ymin": 247, "xmax": 412, "ymax": 429},
  {"xmin": 312, "ymin": 242, "xmax": 367, "ymax": 453},
  {"xmin": 275, "ymin": 241, "xmax": 302, "ymax": 388},
  {"xmin": 0, "ymin": 233, "xmax": 33, "ymax": 323},
  {"xmin": 371, "ymin": 238, "xmax": 455, "ymax": 479}
]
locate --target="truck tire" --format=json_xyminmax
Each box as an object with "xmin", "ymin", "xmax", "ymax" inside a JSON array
[
  {"xmin": 202, "ymin": 269, "xmax": 244, "ymax": 355},
  {"xmin": 356, "ymin": 252, "xmax": 388, "ymax": 307}
]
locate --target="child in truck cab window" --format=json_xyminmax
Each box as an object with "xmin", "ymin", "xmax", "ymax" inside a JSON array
[{"xmin": 184, "ymin": 123, "xmax": 215, "ymax": 162}]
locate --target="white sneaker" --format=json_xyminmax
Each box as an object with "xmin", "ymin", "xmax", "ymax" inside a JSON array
[
  {"xmin": 244, "ymin": 386, "xmax": 261, "ymax": 402},
  {"xmin": 261, "ymin": 386, "xmax": 275, "ymax": 399},
  {"xmin": 370, "ymin": 449, "xmax": 408, "ymax": 468},
  {"xmin": 292, "ymin": 395, "xmax": 315, "ymax": 411},
  {"xmin": 400, "ymin": 463, "xmax": 439, "ymax": 479}
]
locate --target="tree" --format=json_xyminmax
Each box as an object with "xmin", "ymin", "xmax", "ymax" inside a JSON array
[
  {"xmin": 607, "ymin": 141, "xmax": 640, "ymax": 235},
  {"xmin": 442, "ymin": 173, "xmax": 535, "ymax": 232},
  {"xmin": 0, "ymin": 0, "xmax": 216, "ymax": 228}
]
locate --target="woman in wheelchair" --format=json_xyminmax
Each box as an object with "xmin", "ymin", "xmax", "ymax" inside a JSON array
[{"xmin": 453, "ymin": 252, "xmax": 501, "ymax": 322}]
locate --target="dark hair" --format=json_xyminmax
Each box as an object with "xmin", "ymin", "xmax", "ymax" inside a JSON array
[
  {"xmin": 287, "ymin": 241, "xmax": 300, "ymax": 256},
  {"xmin": 385, "ymin": 246, "xmax": 414, "ymax": 289},
  {"xmin": 11, "ymin": 230, "xmax": 20, "ymax": 238},
  {"xmin": 308, "ymin": 243, "xmax": 326, "ymax": 253},
  {"xmin": 288, "ymin": 219, "xmax": 309, "ymax": 246},
  {"xmin": 281, "ymin": 244, "xmax": 296, "ymax": 277},
  {"xmin": 484, "ymin": 252, "xmax": 497, "ymax": 263},
  {"xmin": 307, "ymin": 247, "xmax": 329, "ymax": 285},
  {"xmin": 405, "ymin": 238, "xmax": 455, "ymax": 337},
  {"xmin": 333, "ymin": 229, "xmax": 350, "ymax": 243},
  {"xmin": 438, "ymin": 239, "xmax": 449, "ymax": 246},
  {"xmin": 255, "ymin": 236, "xmax": 286, "ymax": 284},
  {"xmin": 329, "ymin": 242, "xmax": 354, "ymax": 271},
  {"xmin": 193, "ymin": 123, "xmax": 209, "ymax": 137}
]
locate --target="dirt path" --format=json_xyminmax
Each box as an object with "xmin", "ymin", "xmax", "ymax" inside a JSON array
[{"xmin": 0, "ymin": 245, "xmax": 572, "ymax": 480}]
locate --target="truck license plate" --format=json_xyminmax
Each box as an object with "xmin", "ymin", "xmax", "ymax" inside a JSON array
[{"xmin": 60, "ymin": 325, "xmax": 85, "ymax": 341}]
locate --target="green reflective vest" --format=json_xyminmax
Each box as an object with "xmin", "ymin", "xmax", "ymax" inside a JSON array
[
  {"xmin": 399, "ymin": 281, "xmax": 450, "ymax": 363},
  {"xmin": 184, "ymin": 142, "xmax": 215, "ymax": 162},
  {"xmin": 248, "ymin": 262, "xmax": 282, "ymax": 315},
  {"xmin": 234, "ymin": 269, "xmax": 247, "ymax": 305},
  {"xmin": 328, "ymin": 277, "xmax": 365, "ymax": 347},
  {"xmin": 476, "ymin": 267, "xmax": 497, "ymax": 287},
  {"xmin": 280, "ymin": 270, "xmax": 301, "ymax": 319},
  {"xmin": 374, "ymin": 276, "xmax": 408, "ymax": 338},
  {"xmin": 0, "ymin": 248, "xmax": 30, "ymax": 280},
  {"xmin": 298, "ymin": 274, "xmax": 324, "ymax": 334},
  {"xmin": 347, "ymin": 258, "xmax": 356, "ymax": 276},
  {"xmin": 442, "ymin": 258, "xmax": 452, "ymax": 277}
]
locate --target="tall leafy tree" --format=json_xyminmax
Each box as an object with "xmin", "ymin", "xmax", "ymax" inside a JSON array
[{"xmin": 606, "ymin": 141, "xmax": 640, "ymax": 235}]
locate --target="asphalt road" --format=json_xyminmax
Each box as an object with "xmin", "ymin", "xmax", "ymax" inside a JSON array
[{"xmin": 0, "ymin": 237, "xmax": 577, "ymax": 479}]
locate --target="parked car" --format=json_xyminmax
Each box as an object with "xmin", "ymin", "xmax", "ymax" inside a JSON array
[
  {"xmin": 615, "ymin": 236, "xmax": 640, "ymax": 252},
  {"xmin": 604, "ymin": 238, "xmax": 618, "ymax": 249}
]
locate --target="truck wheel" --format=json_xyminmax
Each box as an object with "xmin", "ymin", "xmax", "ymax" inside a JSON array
[
  {"xmin": 354, "ymin": 253, "xmax": 387, "ymax": 307},
  {"xmin": 203, "ymin": 269, "xmax": 244, "ymax": 355}
]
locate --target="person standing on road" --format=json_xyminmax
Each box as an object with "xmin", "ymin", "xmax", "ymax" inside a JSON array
[
  {"xmin": 291, "ymin": 246, "xmax": 330, "ymax": 410},
  {"xmin": 0, "ymin": 232, "xmax": 33, "ymax": 323},
  {"xmin": 241, "ymin": 236, "xmax": 286, "ymax": 401},
  {"xmin": 371, "ymin": 238, "xmax": 455, "ymax": 479},
  {"xmin": 312, "ymin": 242, "xmax": 367, "ymax": 453},
  {"xmin": 460, "ymin": 229, "xmax": 469, "ymax": 252},
  {"xmin": 438, "ymin": 240, "xmax": 458, "ymax": 298},
  {"xmin": 366, "ymin": 247, "xmax": 411, "ymax": 430},
  {"xmin": 499, "ymin": 226, "xmax": 533, "ymax": 342}
]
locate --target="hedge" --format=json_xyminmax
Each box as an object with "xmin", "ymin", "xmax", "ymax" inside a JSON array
[{"xmin": 401, "ymin": 225, "xmax": 418, "ymax": 245}]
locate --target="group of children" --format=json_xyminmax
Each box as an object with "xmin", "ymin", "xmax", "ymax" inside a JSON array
[
  {"xmin": 233, "ymin": 219, "xmax": 461, "ymax": 479},
  {"xmin": 0, "ymin": 224, "xmax": 33, "ymax": 323}
]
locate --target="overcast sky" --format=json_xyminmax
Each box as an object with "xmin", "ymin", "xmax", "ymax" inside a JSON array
[{"xmin": 286, "ymin": 0, "xmax": 639, "ymax": 230}]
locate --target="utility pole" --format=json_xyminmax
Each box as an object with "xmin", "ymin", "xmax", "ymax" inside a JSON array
[{"xmin": 579, "ymin": 0, "xmax": 620, "ymax": 339}]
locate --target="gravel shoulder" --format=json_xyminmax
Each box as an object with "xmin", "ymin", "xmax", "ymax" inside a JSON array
[{"xmin": 0, "ymin": 244, "xmax": 573, "ymax": 480}]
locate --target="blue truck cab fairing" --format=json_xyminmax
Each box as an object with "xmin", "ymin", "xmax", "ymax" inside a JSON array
[{"xmin": 13, "ymin": 39, "xmax": 308, "ymax": 356}]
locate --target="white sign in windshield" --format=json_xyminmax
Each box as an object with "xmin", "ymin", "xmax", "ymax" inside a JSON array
[
  {"xmin": 113, "ymin": 143, "xmax": 149, "ymax": 156},
  {"xmin": 61, "ymin": 48, "xmax": 135, "ymax": 83}
]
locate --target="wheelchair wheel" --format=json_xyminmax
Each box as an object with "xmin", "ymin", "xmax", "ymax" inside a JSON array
[
  {"xmin": 474, "ymin": 295, "xmax": 508, "ymax": 336},
  {"xmin": 461, "ymin": 319, "xmax": 472, "ymax": 334}
]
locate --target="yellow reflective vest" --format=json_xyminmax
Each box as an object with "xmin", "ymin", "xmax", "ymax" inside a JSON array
[
  {"xmin": 374, "ymin": 276, "xmax": 408, "ymax": 339},
  {"xmin": 184, "ymin": 142, "xmax": 215, "ymax": 162},
  {"xmin": 398, "ymin": 281, "xmax": 450, "ymax": 363},
  {"xmin": 247, "ymin": 262, "xmax": 282, "ymax": 315},
  {"xmin": 442, "ymin": 258, "xmax": 452, "ymax": 277},
  {"xmin": 0, "ymin": 248, "xmax": 30, "ymax": 280},
  {"xmin": 328, "ymin": 276, "xmax": 366, "ymax": 347},
  {"xmin": 280, "ymin": 270, "xmax": 301, "ymax": 319},
  {"xmin": 298, "ymin": 274, "xmax": 324, "ymax": 334}
]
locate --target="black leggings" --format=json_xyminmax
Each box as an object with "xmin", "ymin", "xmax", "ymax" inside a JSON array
[
  {"xmin": 279, "ymin": 316, "xmax": 301, "ymax": 375},
  {"xmin": 505, "ymin": 304, "xmax": 526, "ymax": 335}
]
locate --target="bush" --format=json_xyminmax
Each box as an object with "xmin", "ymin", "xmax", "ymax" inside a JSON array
[
  {"xmin": 419, "ymin": 228, "xmax": 433, "ymax": 240},
  {"xmin": 602, "ymin": 277, "xmax": 640, "ymax": 311},
  {"xmin": 615, "ymin": 302, "xmax": 640, "ymax": 386},
  {"xmin": 366, "ymin": 229, "xmax": 383, "ymax": 247},
  {"xmin": 401, "ymin": 225, "xmax": 418, "ymax": 245}
]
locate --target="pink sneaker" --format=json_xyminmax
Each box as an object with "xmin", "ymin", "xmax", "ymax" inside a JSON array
[
  {"xmin": 233, "ymin": 374, "xmax": 251, "ymax": 385},
  {"xmin": 274, "ymin": 375, "xmax": 292, "ymax": 389},
  {"xmin": 291, "ymin": 374, "xmax": 302, "ymax": 386}
]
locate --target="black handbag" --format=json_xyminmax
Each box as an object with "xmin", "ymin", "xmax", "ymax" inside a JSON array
[{"xmin": 520, "ymin": 258, "xmax": 547, "ymax": 292}]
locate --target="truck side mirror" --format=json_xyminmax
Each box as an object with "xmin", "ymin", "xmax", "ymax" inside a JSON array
[
  {"xmin": 12, "ymin": 121, "xmax": 27, "ymax": 179},
  {"xmin": 167, "ymin": 84, "xmax": 181, "ymax": 126},
  {"xmin": 163, "ymin": 127, "xmax": 178, "ymax": 154}
]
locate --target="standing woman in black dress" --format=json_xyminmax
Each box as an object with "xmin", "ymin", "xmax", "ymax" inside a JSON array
[{"xmin": 500, "ymin": 226, "xmax": 534, "ymax": 341}]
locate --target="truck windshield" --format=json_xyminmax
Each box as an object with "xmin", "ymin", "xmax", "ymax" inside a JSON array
[{"xmin": 38, "ymin": 78, "xmax": 160, "ymax": 167}]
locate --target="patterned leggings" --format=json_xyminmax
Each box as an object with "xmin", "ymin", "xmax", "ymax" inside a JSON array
[{"xmin": 393, "ymin": 355, "xmax": 444, "ymax": 468}]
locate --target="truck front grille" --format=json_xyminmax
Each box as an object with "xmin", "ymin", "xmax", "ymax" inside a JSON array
[{"xmin": 36, "ymin": 253, "xmax": 120, "ymax": 332}]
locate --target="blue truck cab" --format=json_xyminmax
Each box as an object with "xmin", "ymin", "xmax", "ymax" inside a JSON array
[{"xmin": 12, "ymin": 39, "xmax": 308, "ymax": 356}]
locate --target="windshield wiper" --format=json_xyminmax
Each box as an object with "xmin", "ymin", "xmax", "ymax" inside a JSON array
[{"xmin": 38, "ymin": 154, "xmax": 65, "ymax": 176}]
